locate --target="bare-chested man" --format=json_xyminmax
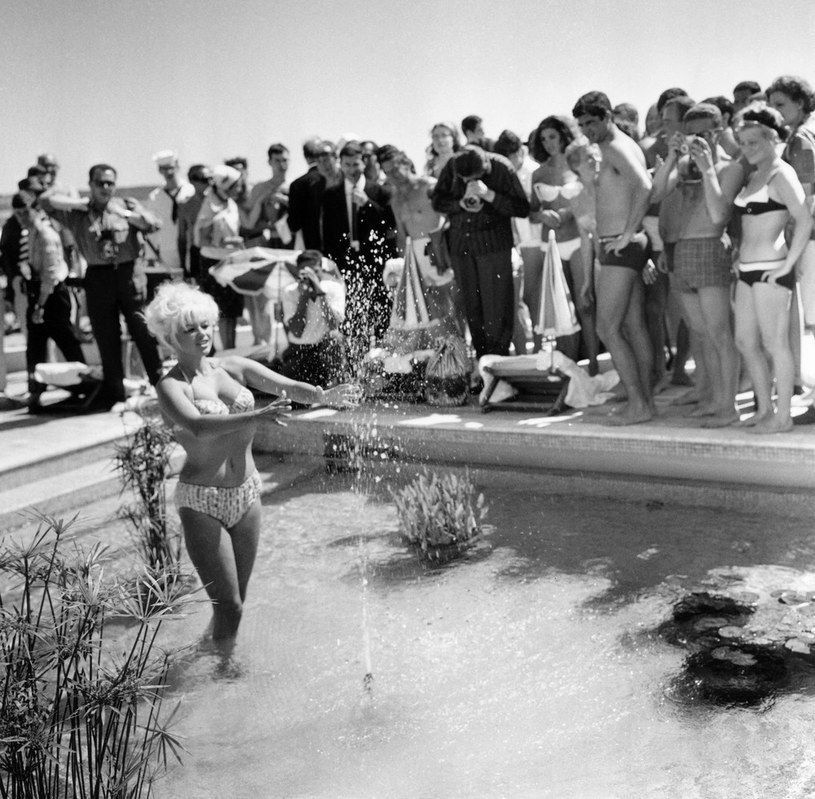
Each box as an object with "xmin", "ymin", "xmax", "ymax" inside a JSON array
[
  {"xmin": 376, "ymin": 144, "xmax": 463, "ymax": 333},
  {"xmin": 573, "ymin": 91, "xmax": 654, "ymax": 424},
  {"xmin": 652, "ymin": 102, "xmax": 743, "ymax": 427}
]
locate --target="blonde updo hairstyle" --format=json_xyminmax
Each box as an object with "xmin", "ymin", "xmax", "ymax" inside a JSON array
[{"xmin": 144, "ymin": 281, "xmax": 219, "ymax": 350}]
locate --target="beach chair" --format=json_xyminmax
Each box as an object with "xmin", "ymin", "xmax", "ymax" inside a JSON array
[{"xmin": 480, "ymin": 354, "xmax": 570, "ymax": 414}]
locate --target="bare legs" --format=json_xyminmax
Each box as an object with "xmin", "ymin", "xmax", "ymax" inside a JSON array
[
  {"xmin": 677, "ymin": 286, "xmax": 739, "ymax": 427},
  {"xmin": 179, "ymin": 501, "xmax": 261, "ymax": 641},
  {"xmin": 595, "ymin": 265, "xmax": 653, "ymax": 425},
  {"xmin": 734, "ymin": 281, "xmax": 794, "ymax": 433}
]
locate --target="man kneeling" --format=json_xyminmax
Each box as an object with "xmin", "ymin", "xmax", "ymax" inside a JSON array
[{"xmin": 277, "ymin": 249, "xmax": 348, "ymax": 386}]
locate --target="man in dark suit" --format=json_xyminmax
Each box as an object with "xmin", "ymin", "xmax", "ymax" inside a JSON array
[
  {"xmin": 286, "ymin": 137, "xmax": 326, "ymax": 250},
  {"xmin": 321, "ymin": 140, "xmax": 397, "ymax": 353}
]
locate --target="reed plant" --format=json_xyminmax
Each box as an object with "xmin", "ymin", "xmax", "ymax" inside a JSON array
[
  {"xmin": 392, "ymin": 469, "xmax": 487, "ymax": 562},
  {"xmin": 114, "ymin": 411, "xmax": 181, "ymax": 574},
  {"xmin": 0, "ymin": 514, "xmax": 189, "ymax": 798}
]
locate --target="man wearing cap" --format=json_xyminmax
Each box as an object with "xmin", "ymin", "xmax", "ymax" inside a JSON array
[
  {"xmin": 142, "ymin": 150, "xmax": 195, "ymax": 299},
  {"xmin": 176, "ymin": 164, "xmax": 213, "ymax": 282},
  {"xmin": 11, "ymin": 192, "xmax": 86, "ymax": 410},
  {"xmin": 288, "ymin": 137, "xmax": 328, "ymax": 250},
  {"xmin": 39, "ymin": 164, "xmax": 163, "ymax": 409}
]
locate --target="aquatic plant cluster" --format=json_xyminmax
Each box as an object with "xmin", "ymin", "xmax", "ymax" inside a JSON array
[
  {"xmin": 661, "ymin": 589, "xmax": 815, "ymax": 707},
  {"xmin": 391, "ymin": 469, "xmax": 487, "ymax": 562},
  {"xmin": 114, "ymin": 411, "xmax": 181, "ymax": 574},
  {"xmin": 0, "ymin": 516, "xmax": 188, "ymax": 798}
]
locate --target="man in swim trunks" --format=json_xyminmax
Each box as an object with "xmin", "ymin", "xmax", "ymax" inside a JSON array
[
  {"xmin": 573, "ymin": 91, "xmax": 653, "ymax": 425},
  {"xmin": 652, "ymin": 102, "xmax": 744, "ymax": 427}
]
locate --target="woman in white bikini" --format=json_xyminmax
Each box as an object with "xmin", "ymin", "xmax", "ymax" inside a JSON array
[
  {"xmin": 529, "ymin": 116, "xmax": 599, "ymax": 371},
  {"xmin": 145, "ymin": 282, "xmax": 361, "ymax": 641},
  {"xmin": 733, "ymin": 103, "xmax": 813, "ymax": 433}
]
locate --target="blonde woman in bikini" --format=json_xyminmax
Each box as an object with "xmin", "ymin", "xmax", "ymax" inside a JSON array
[
  {"xmin": 733, "ymin": 104, "xmax": 813, "ymax": 433},
  {"xmin": 145, "ymin": 282, "xmax": 360, "ymax": 641}
]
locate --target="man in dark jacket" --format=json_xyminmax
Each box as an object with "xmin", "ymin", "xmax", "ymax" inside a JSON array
[
  {"xmin": 431, "ymin": 146, "xmax": 529, "ymax": 359},
  {"xmin": 321, "ymin": 140, "xmax": 397, "ymax": 350}
]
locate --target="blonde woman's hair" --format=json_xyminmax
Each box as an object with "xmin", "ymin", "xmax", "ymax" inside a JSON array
[{"xmin": 143, "ymin": 281, "xmax": 219, "ymax": 349}]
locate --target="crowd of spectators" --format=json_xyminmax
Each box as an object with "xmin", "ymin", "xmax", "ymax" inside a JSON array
[{"xmin": 1, "ymin": 74, "xmax": 814, "ymax": 429}]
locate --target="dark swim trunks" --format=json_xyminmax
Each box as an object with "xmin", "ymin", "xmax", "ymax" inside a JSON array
[{"xmin": 599, "ymin": 234, "xmax": 651, "ymax": 272}]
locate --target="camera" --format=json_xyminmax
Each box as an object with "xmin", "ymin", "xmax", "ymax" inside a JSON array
[{"xmin": 463, "ymin": 196, "xmax": 480, "ymax": 209}]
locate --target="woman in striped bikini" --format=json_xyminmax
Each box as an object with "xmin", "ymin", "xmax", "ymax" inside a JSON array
[{"xmin": 145, "ymin": 281, "xmax": 361, "ymax": 641}]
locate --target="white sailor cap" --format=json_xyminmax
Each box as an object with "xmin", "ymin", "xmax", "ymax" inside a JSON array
[{"xmin": 152, "ymin": 150, "xmax": 178, "ymax": 167}]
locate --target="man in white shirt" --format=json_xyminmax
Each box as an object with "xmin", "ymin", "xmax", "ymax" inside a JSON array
[
  {"xmin": 277, "ymin": 249, "xmax": 347, "ymax": 385},
  {"xmin": 143, "ymin": 150, "xmax": 195, "ymax": 298}
]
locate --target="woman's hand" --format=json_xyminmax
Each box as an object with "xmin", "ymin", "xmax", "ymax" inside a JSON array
[
  {"xmin": 578, "ymin": 285, "xmax": 595, "ymax": 312},
  {"xmin": 540, "ymin": 209, "xmax": 562, "ymax": 229},
  {"xmin": 762, "ymin": 264, "xmax": 793, "ymax": 287},
  {"xmin": 322, "ymin": 383, "xmax": 363, "ymax": 409},
  {"xmin": 257, "ymin": 395, "xmax": 292, "ymax": 425}
]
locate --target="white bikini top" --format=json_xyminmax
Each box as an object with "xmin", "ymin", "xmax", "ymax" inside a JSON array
[{"xmin": 533, "ymin": 182, "xmax": 583, "ymax": 203}]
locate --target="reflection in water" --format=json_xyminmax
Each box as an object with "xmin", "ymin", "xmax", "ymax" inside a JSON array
[{"xmin": 154, "ymin": 474, "xmax": 815, "ymax": 798}]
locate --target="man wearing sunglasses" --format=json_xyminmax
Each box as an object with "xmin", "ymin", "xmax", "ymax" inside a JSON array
[{"xmin": 39, "ymin": 164, "xmax": 163, "ymax": 410}]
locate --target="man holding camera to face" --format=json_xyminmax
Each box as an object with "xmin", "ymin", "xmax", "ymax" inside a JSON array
[
  {"xmin": 276, "ymin": 249, "xmax": 347, "ymax": 386},
  {"xmin": 431, "ymin": 146, "xmax": 529, "ymax": 364}
]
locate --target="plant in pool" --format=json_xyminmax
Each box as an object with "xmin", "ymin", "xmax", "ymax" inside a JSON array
[
  {"xmin": 391, "ymin": 469, "xmax": 487, "ymax": 562},
  {"xmin": 0, "ymin": 514, "xmax": 191, "ymax": 798},
  {"xmin": 114, "ymin": 409, "xmax": 182, "ymax": 576}
]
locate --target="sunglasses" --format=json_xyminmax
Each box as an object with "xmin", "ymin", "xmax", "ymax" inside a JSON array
[{"xmin": 93, "ymin": 180, "xmax": 116, "ymax": 188}]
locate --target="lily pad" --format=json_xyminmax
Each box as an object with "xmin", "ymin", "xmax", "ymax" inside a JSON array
[
  {"xmin": 711, "ymin": 646, "xmax": 757, "ymax": 666},
  {"xmin": 785, "ymin": 639, "xmax": 812, "ymax": 654}
]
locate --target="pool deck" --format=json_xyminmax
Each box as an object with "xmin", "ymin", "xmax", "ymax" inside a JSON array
[{"xmin": 2, "ymin": 331, "xmax": 814, "ymax": 533}]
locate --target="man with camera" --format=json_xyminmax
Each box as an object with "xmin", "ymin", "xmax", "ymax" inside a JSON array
[
  {"xmin": 276, "ymin": 249, "xmax": 347, "ymax": 386},
  {"xmin": 39, "ymin": 165, "xmax": 163, "ymax": 409},
  {"xmin": 651, "ymin": 102, "xmax": 743, "ymax": 427},
  {"xmin": 431, "ymin": 145, "xmax": 529, "ymax": 363}
]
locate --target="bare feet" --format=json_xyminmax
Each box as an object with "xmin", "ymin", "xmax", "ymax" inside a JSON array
[
  {"xmin": 687, "ymin": 402, "xmax": 718, "ymax": 418},
  {"xmin": 702, "ymin": 411, "xmax": 741, "ymax": 429},
  {"xmin": 732, "ymin": 411, "xmax": 772, "ymax": 428},
  {"xmin": 602, "ymin": 405, "xmax": 653, "ymax": 426},
  {"xmin": 747, "ymin": 415, "xmax": 794, "ymax": 435},
  {"xmin": 669, "ymin": 389, "xmax": 701, "ymax": 407}
]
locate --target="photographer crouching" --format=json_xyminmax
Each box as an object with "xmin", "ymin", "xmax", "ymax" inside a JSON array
[{"xmin": 277, "ymin": 249, "xmax": 348, "ymax": 386}]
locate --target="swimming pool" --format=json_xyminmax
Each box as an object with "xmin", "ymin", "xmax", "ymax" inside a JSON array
[{"xmin": 155, "ymin": 467, "xmax": 815, "ymax": 798}]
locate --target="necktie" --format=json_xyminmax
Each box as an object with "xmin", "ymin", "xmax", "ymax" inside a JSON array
[{"xmin": 165, "ymin": 188, "xmax": 180, "ymax": 223}]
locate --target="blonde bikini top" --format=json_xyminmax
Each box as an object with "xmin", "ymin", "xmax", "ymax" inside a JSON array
[{"xmin": 192, "ymin": 385, "xmax": 254, "ymax": 416}]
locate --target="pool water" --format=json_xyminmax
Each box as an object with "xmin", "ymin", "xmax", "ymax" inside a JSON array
[{"xmin": 156, "ymin": 469, "xmax": 815, "ymax": 799}]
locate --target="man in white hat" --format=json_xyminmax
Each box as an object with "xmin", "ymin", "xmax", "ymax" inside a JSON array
[{"xmin": 142, "ymin": 150, "xmax": 195, "ymax": 298}]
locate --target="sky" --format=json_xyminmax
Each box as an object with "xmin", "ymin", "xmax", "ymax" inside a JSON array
[{"xmin": 3, "ymin": 0, "xmax": 815, "ymax": 190}]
